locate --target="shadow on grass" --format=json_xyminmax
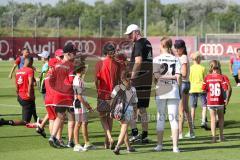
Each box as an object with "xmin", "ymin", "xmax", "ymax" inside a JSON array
[
  {"xmin": 0, "ymin": 134, "xmax": 40, "ymax": 139},
  {"xmin": 0, "ymin": 95, "xmax": 16, "ymax": 98},
  {"xmin": 182, "ymin": 144, "xmax": 240, "ymax": 152}
]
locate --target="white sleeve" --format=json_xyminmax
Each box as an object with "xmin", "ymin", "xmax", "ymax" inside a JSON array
[
  {"xmin": 175, "ymin": 57, "xmax": 181, "ymax": 75},
  {"xmin": 153, "ymin": 57, "xmax": 160, "ymax": 74},
  {"xmin": 180, "ymin": 55, "xmax": 188, "ymax": 64}
]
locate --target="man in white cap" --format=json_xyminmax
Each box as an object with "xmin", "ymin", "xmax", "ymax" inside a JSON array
[{"xmin": 124, "ymin": 24, "xmax": 153, "ymax": 143}]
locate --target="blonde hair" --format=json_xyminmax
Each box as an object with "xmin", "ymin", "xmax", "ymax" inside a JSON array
[
  {"xmin": 209, "ymin": 60, "xmax": 222, "ymax": 74},
  {"xmin": 191, "ymin": 51, "xmax": 202, "ymax": 61},
  {"xmin": 160, "ymin": 37, "xmax": 173, "ymax": 55}
]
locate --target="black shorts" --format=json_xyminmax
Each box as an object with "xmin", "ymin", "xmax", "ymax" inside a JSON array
[
  {"xmin": 233, "ymin": 75, "xmax": 239, "ymax": 84},
  {"xmin": 17, "ymin": 96, "xmax": 36, "ymax": 123},
  {"xmin": 55, "ymin": 107, "xmax": 74, "ymax": 113},
  {"xmin": 135, "ymin": 86, "xmax": 152, "ymax": 108},
  {"xmin": 55, "ymin": 107, "xmax": 75, "ymax": 121}
]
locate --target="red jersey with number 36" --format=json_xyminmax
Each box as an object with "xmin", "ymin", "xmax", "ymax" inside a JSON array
[{"xmin": 202, "ymin": 73, "xmax": 228, "ymax": 107}]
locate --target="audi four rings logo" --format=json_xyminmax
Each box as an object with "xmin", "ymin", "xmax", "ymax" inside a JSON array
[
  {"xmin": 199, "ymin": 44, "xmax": 224, "ymax": 55},
  {"xmin": 65, "ymin": 40, "xmax": 96, "ymax": 55},
  {"xmin": 0, "ymin": 40, "xmax": 9, "ymax": 56}
]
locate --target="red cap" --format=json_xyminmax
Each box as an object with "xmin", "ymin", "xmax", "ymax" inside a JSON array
[
  {"xmin": 48, "ymin": 58, "xmax": 58, "ymax": 67},
  {"xmin": 54, "ymin": 49, "xmax": 63, "ymax": 57}
]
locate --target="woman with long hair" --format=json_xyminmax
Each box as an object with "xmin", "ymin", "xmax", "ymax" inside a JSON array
[{"xmin": 153, "ymin": 37, "xmax": 182, "ymax": 153}]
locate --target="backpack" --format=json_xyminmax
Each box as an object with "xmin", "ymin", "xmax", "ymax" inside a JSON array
[
  {"xmin": 39, "ymin": 65, "xmax": 49, "ymax": 94},
  {"xmin": 110, "ymin": 86, "xmax": 133, "ymax": 121}
]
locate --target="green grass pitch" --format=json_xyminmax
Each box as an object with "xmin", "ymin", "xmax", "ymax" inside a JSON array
[{"xmin": 0, "ymin": 59, "xmax": 240, "ymax": 160}]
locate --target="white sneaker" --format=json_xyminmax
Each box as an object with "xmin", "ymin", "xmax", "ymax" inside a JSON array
[
  {"xmin": 154, "ymin": 145, "xmax": 163, "ymax": 152},
  {"xmin": 173, "ymin": 147, "xmax": 180, "ymax": 153},
  {"xmin": 179, "ymin": 133, "xmax": 183, "ymax": 139},
  {"xmin": 237, "ymin": 83, "xmax": 240, "ymax": 87},
  {"xmin": 185, "ymin": 132, "xmax": 196, "ymax": 139},
  {"xmin": 84, "ymin": 143, "xmax": 96, "ymax": 150},
  {"xmin": 73, "ymin": 144, "xmax": 87, "ymax": 152}
]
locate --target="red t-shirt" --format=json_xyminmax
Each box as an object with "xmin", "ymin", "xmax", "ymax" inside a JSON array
[
  {"xmin": 95, "ymin": 57, "xmax": 120, "ymax": 100},
  {"xmin": 202, "ymin": 73, "xmax": 228, "ymax": 107},
  {"xmin": 49, "ymin": 61, "xmax": 74, "ymax": 107},
  {"xmin": 44, "ymin": 71, "xmax": 54, "ymax": 106},
  {"xmin": 15, "ymin": 67, "xmax": 35, "ymax": 100}
]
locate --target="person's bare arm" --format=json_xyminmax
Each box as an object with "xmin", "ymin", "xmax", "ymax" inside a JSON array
[
  {"xmin": 77, "ymin": 95, "xmax": 94, "ymax": 112},
  {"xmin": 181, "ymin": 63, "xmax": 187, "ymax": 79},
  {"xmin": 131, "ymin": 56, "xmax": 142, "ymax": 79},
  {"xmin": 229, "ymin": 62, "xmax": 233, "ymax": 75},
  {"xmin": 28, "ymin": 75, "xmax": 33, "ymax": 99},
  {"xmin": 9, "ymin": 64, "xmax": 17, "ymax": 79}
]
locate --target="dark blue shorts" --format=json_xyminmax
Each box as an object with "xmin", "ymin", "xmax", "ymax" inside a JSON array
[
  {"xmin": 181, "ymin": 81, "xmax": 190, "ymax": 94},
  {"xmin": 189, "ymin": 93, "xmax": 207, "ymax": 108}
]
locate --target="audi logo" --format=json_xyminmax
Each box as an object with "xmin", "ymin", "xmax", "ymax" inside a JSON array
[
  {"xmin": 0, "ymin": 40, "xmax": 9, "ymax": 56},
  {"xmin": 65, "ymin": 40, "xmax": 96, "ymax": 55},
  {"xmin": 199, "ymin": 44, "xmax": 224, "ymax": 55}
]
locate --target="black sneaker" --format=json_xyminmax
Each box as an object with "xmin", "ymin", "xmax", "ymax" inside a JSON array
[
  {"xmin": 49, "ymin": 136, "xmax": 61, "ymax": 148},
  {"xmin": 113, "ymin": 146, "xmax": 120, "ymax": 155},
  {"xmin": 129, "ymin": 134, "xmax": 141, "ymax": 143},
  {"xmin": 59, "ymin": 139, "xmax": 67, "ymax": 148},
  {"xmin": 36, "ymin": 126, "xmax": 46, "ymax": 138},
  {"xmin": 0, "ymin": 118, "xmax": 5, "ymax": 126},
  {"xmin": 201, "ymin": 123, "xmax": 211, "ymax": 131},
  {"xmin": 141, "ymin": 136, "xmax": 149, "ymax": 144},
  {"xmin": 66, "ymin": 140, "xmax": 74, "ymax": 148}
]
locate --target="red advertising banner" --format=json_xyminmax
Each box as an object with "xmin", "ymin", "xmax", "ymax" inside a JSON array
[
  {"xmin": 0, "ymin": 36, "xmax": 196, "ymax": 60},
  {"xmin": 199, "ymin": 42, "xmax": 240, "ymax": 56},
  {"xmin": 0, "ymin": 37, "xmax": 133, "ymax": 60}
]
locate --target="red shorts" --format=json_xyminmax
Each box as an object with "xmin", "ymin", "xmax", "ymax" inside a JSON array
[{"xmin": 46, "ymin": 106, "xmax": 57, "ymax": 120}]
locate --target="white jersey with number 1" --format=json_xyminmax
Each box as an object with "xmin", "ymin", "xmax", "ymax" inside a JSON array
[{"xmin": 153, "ymin": 53, "xmax": 181, "ymax": 100}]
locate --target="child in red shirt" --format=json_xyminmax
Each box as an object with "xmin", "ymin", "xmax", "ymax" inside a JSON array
[{"xmin": 202, "ymin": 60, "xmax": 230, "ymax": 143}]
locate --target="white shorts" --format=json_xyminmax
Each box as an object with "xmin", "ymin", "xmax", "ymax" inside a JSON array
[{"xmin": 208, "ymin": 105, "xmax": 224, "ymax": 111}]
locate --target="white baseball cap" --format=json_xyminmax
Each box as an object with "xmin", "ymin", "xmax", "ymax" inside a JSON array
[
  {"xmin": 124, "ymin": 24, "xmax": 140, "ymax": 35},
  {"xmin": 38, "ymin": 50, "xmax": 50, "ymax": 58}
]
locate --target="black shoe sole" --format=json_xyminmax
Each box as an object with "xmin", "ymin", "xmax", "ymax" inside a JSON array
[
  {"xmin": 36, "ymin": 130, "xmax": 47, "ymax": 138},
  {"xmin": 113, "ymin": 148, "xmax": 120, "ymax": 155},
  {"xmin": 49, "ymin": 140, "xmax": 61, "ymax": 149}
]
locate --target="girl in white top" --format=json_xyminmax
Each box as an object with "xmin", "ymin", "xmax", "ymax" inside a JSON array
[
  {"xmin": 174, "ymin": 39, "xmax": 195, "ymax": 139},
  {"xmin": 153, "ymin": 37, "xmax": 182, "ymax": 153}
]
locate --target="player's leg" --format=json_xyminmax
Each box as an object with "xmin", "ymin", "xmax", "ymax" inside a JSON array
[
  {"xmin": 190, "ymin": 93, "xmax": 197, "ymax": 128},
  {"xmin": 209, "ymin": 108, "xmax": 217, "ymax": 143},
  {"xmin": 200, "ymin": 93, "xmax": 209, "ymax": 130},
  {"xmin": 113, "ymin": 121, "xmax": 128, "ymax": 155},
  {"xmin": 49, "ymin": 107, "xmax": 66, "ymax": 148},
  {"xmin": 178, "ymin": 99, "xmax": 184, "ymax": 138},
  {"xmin": 168, "ymin": 99, "xmax": 180, "ymax": 152},
  {"xmin": 99, "ymin": 112, "xmax": 114, "ymax": 149},
  {"xmin": 155, "ymin": 99, "xmax": 166, "ymax": 151},
  {"xmin": 217, "ymin": 108, "xmax": 225, "ymax": 141},
  {"xmin": 183, "ymin": 92, "xmax": 194, "ymax": 137},
  {"xmin": 73, "ymin": 120, "xmax": 82, "ymax": 151},
  {"xmin": 66, "ymin": 108, "xmax": 75, "ymax": 148},
  {"xmin": 139, "ymin": 107, "xmax": 149, "ymax": 142}
]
